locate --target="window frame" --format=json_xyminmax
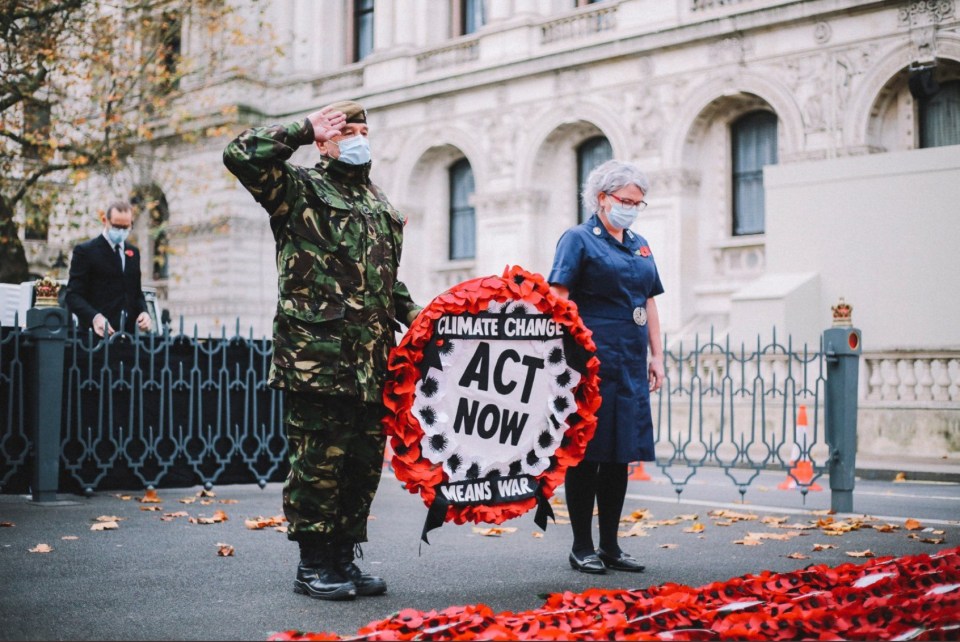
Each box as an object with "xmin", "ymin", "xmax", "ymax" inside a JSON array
[
  {"xmin": 448, "ymin": 157, "xmax": 476, "ymax": 261},
  {"xmin": 730, "ymin": 110, "xmax": 778, "ymax": 237},
  {"xmin": 575, "ymin": 135, "xmax": 613, "ymax": 224}
]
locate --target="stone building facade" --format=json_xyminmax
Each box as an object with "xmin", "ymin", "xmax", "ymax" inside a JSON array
[{"xmin": 27, "ymin": 0, "xmax": 960, "ymax": 456}]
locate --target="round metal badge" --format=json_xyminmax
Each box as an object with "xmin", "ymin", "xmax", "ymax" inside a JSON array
[
  {"xmin": 633, "ymin": 306, "xmax": 647, "ymax": 326},
  {"xmin": 593, "ymin": 226, "xmax": 602, "ymax": 236}
]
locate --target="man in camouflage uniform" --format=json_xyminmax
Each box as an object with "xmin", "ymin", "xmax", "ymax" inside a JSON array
[{"xmin": 223, "ymin": 101, "xmax": 421, "ymax": 601}]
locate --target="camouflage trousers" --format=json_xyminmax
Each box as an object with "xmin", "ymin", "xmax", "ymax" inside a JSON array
[{"xmin": 282, "ymin": 392, "xmax": 387, "ymax": 545}]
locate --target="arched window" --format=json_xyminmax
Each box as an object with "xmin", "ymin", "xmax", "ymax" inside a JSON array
[
  {"xmin": 920, "ymin": 80, "xmax": 960, "ymax": 148},
  {"xmin": 576, "ymin": 136, "xmax": 612, "ymax": 223},
  {"xmin": 131, "ymin": 185, "xmax": 170, "ymax": 280},
  {"xmin": 731, "ymin": 111, "xmax": 778, "ymax": 236},
  {"xmin": 449, "ymin": 158, "xmax": 475, "ymax": 260}
]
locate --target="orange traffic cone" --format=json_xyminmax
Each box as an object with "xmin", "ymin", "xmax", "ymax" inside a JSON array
[
  {"xmin": 778, "ymin": 405, "xmax": 823, "ymax": 491},
  {"xmin": 628, "ymin": 462, "xmax": 651, "ymax": 481}
]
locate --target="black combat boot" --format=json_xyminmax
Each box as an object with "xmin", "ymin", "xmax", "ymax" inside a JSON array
[
  {"xmin": 293, "ymin": 541, "xmax": 357, "ymax": 601},
  {"xmin": 333, "ymin": 543, "xmax": 387, "ymax": 596}
]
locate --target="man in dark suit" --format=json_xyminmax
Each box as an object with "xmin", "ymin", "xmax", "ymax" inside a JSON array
[{"xmin": 66, "ymin": 201, "xmax": 151, "ymax": 336}]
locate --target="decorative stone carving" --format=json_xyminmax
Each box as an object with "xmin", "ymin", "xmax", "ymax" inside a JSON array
[
  {"xmin": 898, "ymin": 0, "xmax": 955, "ymax": 27},
  {"xmin": 813, "ymin": 21, "xmax": 832, "ymax": 45},
  {"xmin": 709, "ymin": 34, "xmax": 753, "ymax": 65}
]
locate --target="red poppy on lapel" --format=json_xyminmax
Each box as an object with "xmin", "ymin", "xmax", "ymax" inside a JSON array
[
  {"xmin": 125, "ymin": 249, "xmax": 134, "ymax": 257},
  {"xmin": 638, "ymin": 246, "xmax": 651, "ymax": 257}
]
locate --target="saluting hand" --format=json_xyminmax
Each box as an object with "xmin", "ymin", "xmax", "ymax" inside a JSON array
[{"xmin": 307, "ymin": 106, "xmax": 347, "ymax": 143}]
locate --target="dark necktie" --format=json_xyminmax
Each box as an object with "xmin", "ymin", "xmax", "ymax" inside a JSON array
[{"xmin": 114, "ymin": 244, "xmax": 123, "ymax": 272}]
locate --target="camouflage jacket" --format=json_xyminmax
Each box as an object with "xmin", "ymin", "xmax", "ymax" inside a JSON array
[{"xmin": 223, "ymin": 119, "xmax": 421, "ymax": 402}]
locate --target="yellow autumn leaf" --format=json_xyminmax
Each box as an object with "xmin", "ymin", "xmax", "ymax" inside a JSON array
[
  {"xmin": 683, "ymin": 523, "xmax": 706, "ymax": 533},
  {"xmin": 893, "ymin": 472, "xmax": 907, "ymax": 482},
  {"xmin": 904, "ymin": 518, "xmax": 923, "ymax": 531}
]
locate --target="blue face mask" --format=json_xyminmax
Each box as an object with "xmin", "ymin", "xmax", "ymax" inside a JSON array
[
  {"xmin": 606, "ymin": 203, "xmax": 638, "ymax": 230},
  {"xmin": 107, "ymin": 227, "xmax": 130, "ymax": 245},
  {"xmin": 336, "ymin": 135, "xmax": 371, "ymax": 165}
]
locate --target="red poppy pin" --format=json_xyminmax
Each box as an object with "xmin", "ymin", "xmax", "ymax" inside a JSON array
[
  {"xmin": 125, "ymin": 249, "xmax": 134, "ymax": 257},
  {"xmin": 638, "ymin": 246, "xmax": 651, "ymax": 258}
]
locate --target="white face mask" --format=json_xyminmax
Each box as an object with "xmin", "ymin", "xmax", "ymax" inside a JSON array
[
  {"xmin": 107, "ymin": 227, "xmax": 130, "ymax": 245},
  {"xmin": 335, "ymin": 135, "xmax": 371, "ymax": 165},
  {"xmin": 606, "ymin": 203, "xmax": 638, "ymax": 230}
]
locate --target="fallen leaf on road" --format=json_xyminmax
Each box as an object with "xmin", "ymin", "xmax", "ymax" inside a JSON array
[
  {"xmin": 714, "ymin": 520, "xmax": 734, "ymax": 527},
  {"xmin": 812, "ymin": 543, "xmax": 837, "ymax": 551},
  {"xmin": 472, "ymin": 527, "xmax": 516, "ymax": 537},
  {"xmin": 163, "ymin": 511, "xmax": 189, "ymax": 518},
  {"xmin": 274, "ymin": 525, "xmax": 288, "ymax": 533},
  {"xmin": 619, "ymin": 524, "xmax": 650, "ymax": 538},
  {"xmin": 905, "ymin": 519, "xmax": 923, "ymax": 531},
  {"xmin": 708, "ymin": 509, "xmax": 758, "ymax": 522},
  {"xmin": 0, "ymin": 522, "xmax": 13, "ymax": 528},
  {"xmin": 140, "ymin": 506, "xmax": 162, "ymax": 512},
  {"xmin": 216, "ymin": 543, "xmax": 235, "ymax": 557},
  {"xmin": 761, "ymin": 516, "xmax": 788, "ymax": 525},
  {"xmin": 786, "ymin": 552, "xmax": 810, "ymax": 559},
  {"xmin": 190, "ymin": 510, "xmax": 228, "ymax": 525},
  {"xmin": 621, "ymin": 508, "xmax": 652, "ymax": 523},
  {"xmin": 91, "ymin": 521, "xmax": 119, "ymax": 531},
  {"xmin": 61, "ymin": 536, "xmax": 78, "ymax": 541},
  {"xmin": 94, "ymin": 515, "xmax": 124, "ymax": 522},
  {"xmin": 113, "ymin": 494, "xmax": 132, "ymax": 501},
  {"xmin": 735, "ymin": 538, "xmax": 763, "ymax": 546},
  {"xmin": 178, "ymin": 497, "xmax": 196, "ymax": 504},
  {"xmin": 646, "ymin": 518, "xmax": 682, "ymax": 526},
  {"xmin": 200, "ymin": 499, "xmax": 214, "ymax": 506},
  {"xmin": 676, "ymin": 513, "xmax": 699, "ymax": 521},
  {"xmin": 908, "ymin": 534, "xmax": 945, "ymax": 544},
  {"xmin": 683, "ymin": 523, "xmax": 705, "ymax": 534},
  {"xmin": 893, "ymin": 472, "xmax": 907, "ymax": 482},
  {"xmin": 245, "ymin": 515, "xmax": 285, "ymax": 530},
  {"xmin": 29, "ymin": 544, "xmax": 52, "ymax": 553},
  {"xmin": 219, "ymin": 499, "xmax": 239, "ymax": 505},
  {"xmin": 532, "ymin": 532, "xmax": 544, "ymax": 538},
  {"xmin": 550, "ymin": 497, "xmax": 565, "ymax": 506},
  {"xmin": 846, "ymin": 550, "xmax": 875, "ymax": 558},
  {"xmin": 810, "ymin": 509, "xmax": 834, "ymax": 515},
  {"xmin": 137, "ymin": 489, "xmax": 162, "ymax": 503},
  {"xmin": 197, "ymin": 489, "xmax": 216, "ymax": 498},
  {"xmin": 659, "ymin": 544, "xmax": 678, "ymax": 549},
  {"xmin": 746, "ymin": 531, "xmax": 801, "ymax": 541},
  {"xmin": 872, "ymin": 524, "xmax": 899, "ymax": 533}
]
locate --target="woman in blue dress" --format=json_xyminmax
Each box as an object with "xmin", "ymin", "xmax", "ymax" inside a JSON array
[{"xmin": 548, "ymin": 160, "xmax": 664, "ymax": 574}]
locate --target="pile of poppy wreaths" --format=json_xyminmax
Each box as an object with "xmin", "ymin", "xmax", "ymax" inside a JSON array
[{"xmin": 269, "ymin": 546, "xmax": 959, "ymax": 641}]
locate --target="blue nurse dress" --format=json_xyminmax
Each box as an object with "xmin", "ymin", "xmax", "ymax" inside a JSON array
[{"xmin": 548, "ymin": 214, "xmax": 664, "ymax": 463}]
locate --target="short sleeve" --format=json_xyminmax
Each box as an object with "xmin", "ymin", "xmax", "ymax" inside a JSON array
[
  {"xmin": 548, "ymin": 229, "xmax": 585, "ymax": 290},
  {"xmin": 649, "ymin": 268, "xmax": 665, "ymax": 298}
]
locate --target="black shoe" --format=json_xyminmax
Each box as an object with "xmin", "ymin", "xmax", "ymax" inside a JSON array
[
  {"xmin": 597, "ymin": 548, "xmax": 645, "ymax": 572},
  {"xmin": 569, "ymin": 550, "xmax": 606, "ymax": 574},
  {"xmin": 333, "ymin": 543, "xmax": 387, "ymax": 596},
  {"xmin": 337, "ymin": 560, "xmax": 387, "ymax": 596},
  {"xmin": 293, "ymin": 563, "xmax": 357, "ymax": 601}
]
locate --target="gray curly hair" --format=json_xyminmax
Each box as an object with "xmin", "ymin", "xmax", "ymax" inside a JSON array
[{"xmin": 581, "ymin": 160, "xmax": 650, "ymax": 214}]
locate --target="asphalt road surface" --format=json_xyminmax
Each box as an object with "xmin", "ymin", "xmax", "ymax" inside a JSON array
[{"xmin": 1, "ymin": 466, "xmax": 957, "ymax": 640}]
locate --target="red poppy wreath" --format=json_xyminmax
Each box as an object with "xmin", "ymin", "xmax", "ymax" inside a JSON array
[{"xmin": 383, "ymin": 265, "xmax": 601, "ymax": 543}]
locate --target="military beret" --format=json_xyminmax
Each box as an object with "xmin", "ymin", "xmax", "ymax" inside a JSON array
[{"xmin": 327, "ymin": 100, "xmax": 367, "ymax": 124}]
